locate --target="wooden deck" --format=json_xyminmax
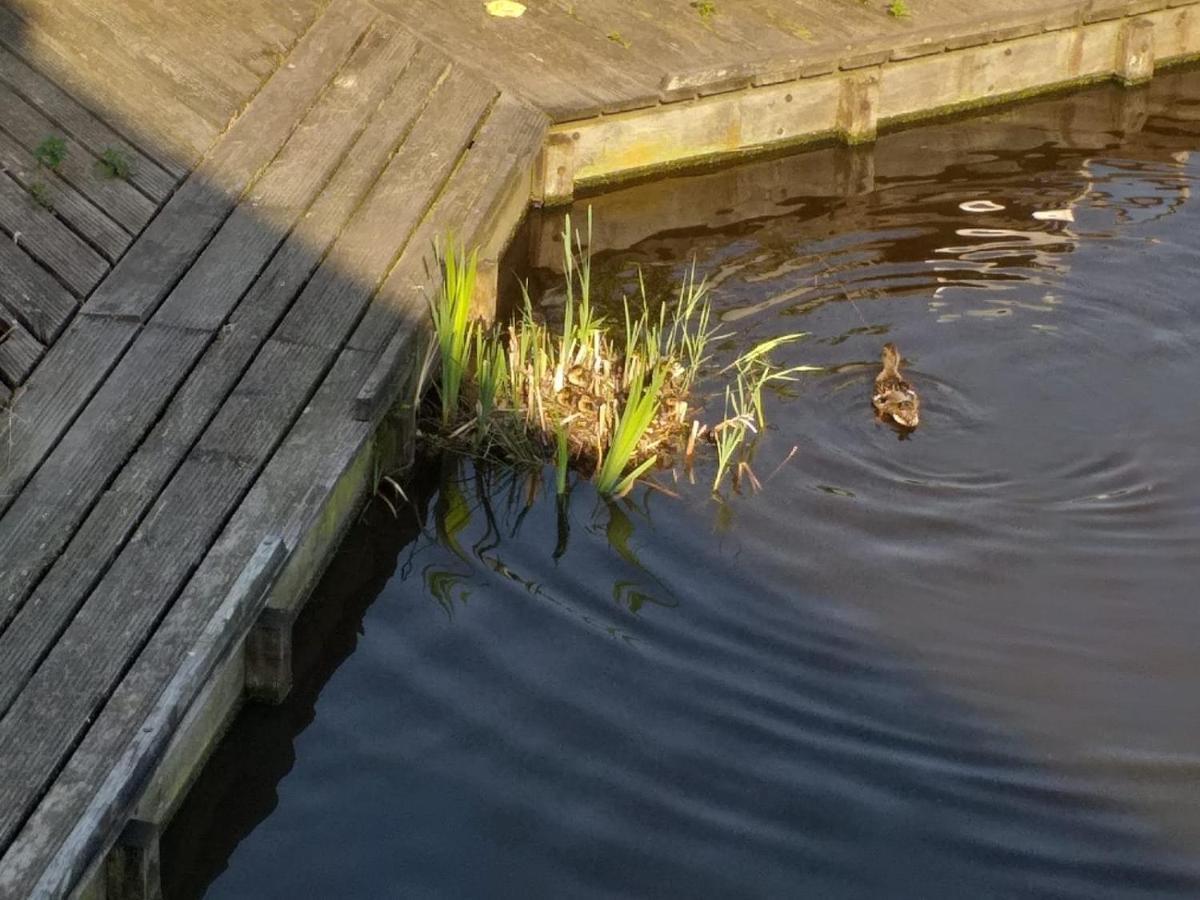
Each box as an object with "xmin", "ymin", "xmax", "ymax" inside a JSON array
[{"xmin": 0, "ymin": 0, "xmax": 1198, "ymax": 895}]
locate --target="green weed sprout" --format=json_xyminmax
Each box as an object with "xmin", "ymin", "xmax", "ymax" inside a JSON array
[
  {"xmin": 594, "ymin": 365, "xmax": 666, "ymax": 497},
  {"xmin": 34, "ymin": 136, "xmax": 67, "ymax": 170}
]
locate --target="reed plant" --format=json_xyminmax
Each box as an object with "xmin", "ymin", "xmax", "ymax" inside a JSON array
[
  {"xmin": 422, "ymin": 212, "xmax": 810, "ymax": 499},
  {"xmin": 429, "ymin": 239, "xmax": 477, "ymax": 428}
]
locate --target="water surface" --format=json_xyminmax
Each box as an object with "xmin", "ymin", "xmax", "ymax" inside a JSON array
[{"xmin": 166, "ymin": 70, "xmax": 1200, "ymax": 899}]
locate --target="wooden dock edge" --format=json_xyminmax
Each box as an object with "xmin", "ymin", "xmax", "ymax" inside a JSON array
[
  {"xmin": 63, "ymin": 7, "xmax": 1199, "ymax": 896},
  {"xmin": 538, "ymin": 3, "xmax": 1200, "ymax": 202}
]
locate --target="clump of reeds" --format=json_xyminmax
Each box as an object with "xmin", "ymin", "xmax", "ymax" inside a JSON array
[{"xmin": 423, "ymin": 213, "xmax": 811, "ymax": 497}]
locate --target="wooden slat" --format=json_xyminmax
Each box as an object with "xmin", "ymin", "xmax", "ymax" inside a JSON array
[
  {"xmin": 350, "ymin": 93, "xmax": 548, "ymax": 353},
  {"xmin": 0, "ymin": 234, "xmax": 77, "ymax": 343},
  {"xmin": 0, "ymin": 58, "xmax": 446, "ymax": 720},
  {"xmin": 0, "ymin": 128, "xmax": 131, "ymax": 262},
  {"xmin": 0, "ymin": 22, "xmax": 423, "ymax": 644},
  {"xmin": 0, "ymin": 81, "xmax": 156, "ymax": 234},
  {"xmin": 1, "ymin": 0, "xmax": 235, "ymax": 132},
  {"xmin": 0, "ymin": 4, "xmax": 217, "ymax": 169},
  {"xmin": 0, "ymin": 43, "xmax": 180, "ymax": 192},
  {"xmin": 275, "ymin": 66, "xmax": 498, "ymax": 349},
  {"xmin": 151, "ymin": 23, "xmax": 423, "ymax": 331},
  {"xmin": 45, "ymin": 0, "xmax": 265, "ymax": 110},
  {"xmin": 0, "ymin": 66, "xmax": 495, "ymax": 865},
  {"xmin": 374, "ymin": 0, "xmax": 638, "ymax": 118},
  {"xmin": 0, "ymin": 0, "xmax": 378, "ymax": 517},
  {"xmin": 0, "ymin": 173, "xmax": 108, "ymax": 296},
  {"xmin": 0, "ymin": 323, "xmax": 209, "ymax": 632},
  {"xmin": 0, "ymin": 316, "xmax": 44, "ymax": 388},
  {"xmin": 85, "ymin": 1, "xmax": 379, "ymax": 323},
  {"xmin": 0, "ymin": 315, "xmax": 134, "ymax": 505}
]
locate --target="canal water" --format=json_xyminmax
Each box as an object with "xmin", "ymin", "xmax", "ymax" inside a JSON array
[{"xmin": 165, "ymin": 69, "xmax": 1200, "ymax": 898}]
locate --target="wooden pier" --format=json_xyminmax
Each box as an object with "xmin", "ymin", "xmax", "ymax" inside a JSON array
[{"xmin": 0, "ymin": 0, "xmax": 1197, "ymax": 896}]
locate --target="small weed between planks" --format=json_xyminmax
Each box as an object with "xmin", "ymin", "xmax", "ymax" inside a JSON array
[
  {"xmin": 96, "ymin": 147, "xmax": 133, "ymax": 180},
  {"xmin": 28, "ymin": 181, "xmax": 54, "ymax": 210},
  {"xmin": 34, "ymin": 136, "xmax": 67, "ymax": 171},
  {"xmin": 887, "ymin": 0, "xmax": 912, "ymax": 17},
  {"xmin": 691, "ymin": 0, "xmax": 717, "ymax": 23},
  {"xmin": 420, "ymin": 211, "xmax": 813, "ymax": 499}
]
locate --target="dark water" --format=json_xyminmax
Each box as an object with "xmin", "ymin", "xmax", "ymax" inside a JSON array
[{"xmin": 166, "ymin": 71, "xmax": 1200, "ymax": 899}]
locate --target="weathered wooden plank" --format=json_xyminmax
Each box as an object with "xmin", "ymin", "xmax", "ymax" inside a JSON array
[
  {"xmin": 0, "ymin": 323, "xmax": 209, "ymax": 637},
  {"xmin": 46, "ymin": 0, "xmax": 264, "ymax": 111},
  {"xmin": 0, "ymin": 316, "xmax": 44, "ymax": 388},
  {"xmin": 0, "ymin": 23, "xmax": 423, "ymax": 680},
  {"xmin": 0, "ymin": 43, "xmax": 180, "ymax": 189},
  {"xmin": 85, "ymin": 0, "xmax": 378, "ymax": 323},
  {"xmin": 0, "ymin": 61, "xmax": 494, "ymax": 868},
  {"xmin": 0, "ymin": 81, "xmax": 157, "ymax": 234},
  {"xmin": 374, "ymin": 0, "xmax": 621, "ymax": 118},
  {"xmin": 0, "ymin": 128, "xmax": 131, "ymax": 262},
  {"xmin": 0, "ymin": 47, "xmax": 458, "ymax": 727},
  {"xmin": 0, "ymin": 173, "xmax": 109, "ymax": 296},
  {"xmin": 0, "ymin": 1, "xmax": 378, "ymax": 502},
  {"xmin": 0, "ymin": 4, "xmax": 217, "ymax": 168},
  {"xmin": 2, "ymin": 0, "xmax": 236, "ymax": 131},
  {"xmin": 0, "ymin": 537, "xmax": 285, "ymax": 900},
  {"xmin": 152, "ymin": 23, "xmax": 422, "ymax": 332},
  {"xmin": 275, "ymin": 65, "xmax": 497, "ymax": 349},
  {"xmin": 0, "ymin": 233, "xmax": 77, "ymax": 343},
  {"xmin": 349, "ymin": 93, "xmax": 548, "ymax": 355},
  {"xmin": 0, "ymin": 315, "xmax": 134, "ymax": 509}
]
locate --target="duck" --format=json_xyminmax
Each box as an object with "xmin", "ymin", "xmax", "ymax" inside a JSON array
[{"xmin": 872, "ymin": 342, "xmax": 920, "ymax": 429}]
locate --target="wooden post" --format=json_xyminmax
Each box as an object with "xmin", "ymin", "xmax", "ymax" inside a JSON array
[
  {"xmin": 244, "ymin": 606, "xmax": 293, "ymax": 704},
  {"xmin": 1116, "ymin": 18, "xmax": 1155, "ymax": 86},
  {"xmin": 837, "ymin": 70, "xmax": 880, "ymax": 145},
  {"xmin": 105, "ymin": 820, "xmax": 161, "ymax": 900},
  {"xmin": 535, "ymin": 132, "xmax": 576, "ymax": 207},
  {"xmin": 835, "ymin": 143, "xmax": 876, "ymax": 197},
  {"xmin": 472, "ymin": 258, "xmax": 499, "ymax": 322}
]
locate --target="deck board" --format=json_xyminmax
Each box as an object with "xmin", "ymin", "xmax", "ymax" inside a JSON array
[
  {"xmin": 0, "ymin": 173, "xmax": 108, "ymax": 296},
  {"xmin": 0, "ymin": 58, "xmax": 496, "ymax": 892},
  {"xmin": 0, "ymin": 235, "xmax": 76, "ymax": 343},
  {"xmin": 0, "ymin": 43, "xmax": 178, "ymax": 197},
  {"xmin": 0, "ymin": 13, "xmax": 418, "ymax": 683},
  {"xmin": 0, "ymin": 49, "xmax": 443, "ymax": 731}
]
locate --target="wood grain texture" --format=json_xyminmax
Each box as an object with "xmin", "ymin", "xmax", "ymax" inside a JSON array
[
  {"xmin": 0, "ymin": 128, "xmax": 131, "ymax": 262},
  {"xmin": 0, "ymin": 172, "xmax": 108, "ymax": 296},
  {"xmin": 0, "ymin": 17, "xmax": 423, "ymax": 708},
  {"xmin": 0, "ymin": 1, "xmax": 376, "ymax": 515},
  {"xmin": 0, "ymin": 316, "xmax": 43, "ymax": 387},
  {"xmin": 0, "ymin": 43, "xmax": 178, "ymax": 195},
  {"xmin": 0, "ymin": 81, "xmax": 156, "ymax": 234},
  {"xmin": 0, "ymin": 233, "xmax": 77, "ymax": 343}
]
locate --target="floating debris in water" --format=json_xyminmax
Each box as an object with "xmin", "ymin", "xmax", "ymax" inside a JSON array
[
  {"xmin": 485, "ymin": 1, "xmax": 526, "ymax": 17},
  {"xmin": 1033, "ymin": 209, "xmax": 1075, "ymax": 222},
  {"xmin": 959, "ymin": 200, "xmax": 1006, "ymax": 213}
]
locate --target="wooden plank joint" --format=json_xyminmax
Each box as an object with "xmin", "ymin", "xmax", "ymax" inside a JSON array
[
  {"xmin": 245, "ymin": 606, "xmax": 296, "ymax": 705},
  {"xmin": 1116, "ymin": 17, "xmax": 1156, "ymax": 85},
  {"xmin": 535, "ymin": 132, "xmax": 576, "ymax": 207},
  {"xmin": 104, "ymin": 819, "xmax": 161, "ymax": 900},
  {"xmin": 837, "ymin": 70, "xmax": 881, "ymax": 145}
]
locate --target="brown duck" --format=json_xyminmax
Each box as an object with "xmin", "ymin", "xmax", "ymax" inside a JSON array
[{"xmin": 872, "ymin": 342, "xmax": 920, "ymax": 429}]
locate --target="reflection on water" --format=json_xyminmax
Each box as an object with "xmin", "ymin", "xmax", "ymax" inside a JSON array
[{"xmin": 167, "ymin": 69, "xmax": 1200, "ymax": 899}]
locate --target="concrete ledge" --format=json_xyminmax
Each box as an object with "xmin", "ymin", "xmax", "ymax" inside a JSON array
[{"xmin": 544, "ymin": 0, "xmax": 1200, "ymax": 198}]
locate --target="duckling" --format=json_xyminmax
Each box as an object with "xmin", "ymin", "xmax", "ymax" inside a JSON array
[{"xmin": 872, "ymin": 342, "xmax": 920, "ymax": 429}]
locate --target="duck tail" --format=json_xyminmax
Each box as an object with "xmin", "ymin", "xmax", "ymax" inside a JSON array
[{"xmin": 880, "ymin": 342, "xmax": 902, "ymax": 378}]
